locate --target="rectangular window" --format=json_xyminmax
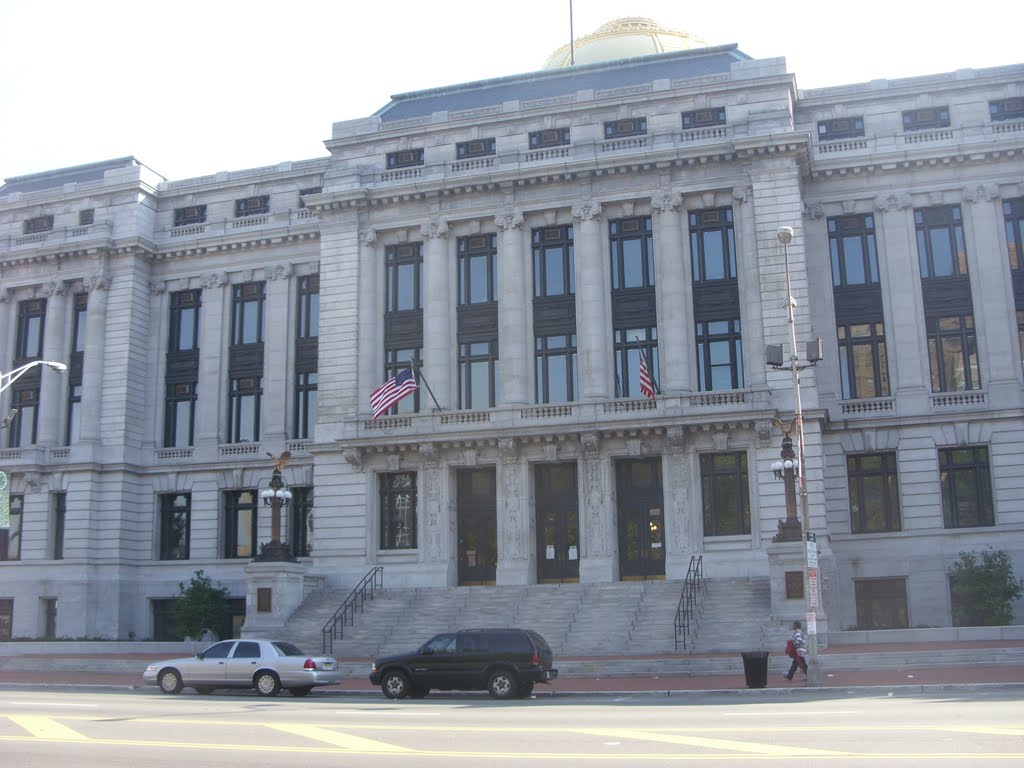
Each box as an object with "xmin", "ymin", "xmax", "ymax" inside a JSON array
[
  {"xmin": 66, "ymin": 383, "xmax": 82, "ymax": 446},
  {"xmin": 297, "ymin": 275, "xmax": 319, "ymax": 339},
  {"xmin": 1004, "ymin": 197, "xmax": 1024, "ymax": 273},
  {"xmin": 159, "ymin": 493, "xmax": 190, "ymax": 560},
  {"xmin": 854, "ymin": 578, "xmax": 909, "ymax": 630},
  {"xmin": 847, "ymin": 453, "xmax": 901, "ymax": 533},
  {"xmin": 532, "ymin": 226, "xmax": 575, "ymax": 298},
  {"xmin": 939, "ymin": 447, "xmax": 994, "ymax": 528},
  {"xmin": 915, "ymin": 206, "xmax": 967, "ymax": 278},
  {"xmin": 7, "ymin": 389, "xmax": 39, "ymax": 448},
  {"xmin": 689, "ymin": 208, "xmax": 736, "ymax": 282},
  {"xmin": 164, "ymin": 382, "xmax": 197, "ymax": 448},
  {"xmin": 458, "ymin": 234, "xmax": 497, "ymax": 305},
  {"xmin": 696, "ymin": 319, "xmax": 743, "ymax": 391},
  {"xmin": 231, "ymin": 282, "xmax": 265, "ymax": 345},
  {"xmin": 456, "ymin": 138, "xmax": 496, "ymax": 158},
  {"xmin": 52, "ymin": 492, "xmax": 66, "ymax": 560},
  {"xmin": 681, "ymin": 107, "xmax": 726, "ymax": 129},
  {"xmin": 0, "ymin": 494, "xmax": 23, "ymax": 561},
  {"xmin": 223, "ymin": 490, "xmax": 258, "ymax": 558},
  {"xmin": 604, "ymin": 117, "xmax": 647, "ymax": 139},
  {"xmin": 829, "ymin": 214, "xmax": 879, "ymax": 286},
  {"xmin": 380, "ymin": 472, "xmax": 417, "ymax": 550},
  {"xmin": 385, "ymin": 243, "xmax": 423, "ymax": 313},
  {"xmin": 614, "ymin": 327, "xmax": 657, "ymax": 399},
  {"xmin": 535, "ymin": 334, "xmax": 578, "ymax": 404},
  {"xmin": 458, "ymin": 340, "xmax": 498, "ymax": 410},
  {"xmin": 16, "ymin": 299, "xmax": 46, "ymax": 361},
  {"xmin": 70, "ymin": 293, "xmax": 87, "ymax": 354},
  {"xmin": 294, "ymin": 371, "xmax": 317, "ymax": 439},
  {"xmin": 700, "ymin": 452, "xmax": 750, "ymax": 536},
  {"xmin": 818, "ymin": 117, "xmax": 865, "ymax": 141},
  {"xmin": 529, "ymin": 128, "xmax": 570, "ymax": 149},
  {"xmin": 990, "ymin": 98, "xmax": 1024, "ymax": 122},
  {"xmin": 23, "ymin": 215, "xmax": 53, "ymax": 234},
  {"xmin": 173, "ymin": 205, "xmax": 206, "ymax": 226},
  {"xmin": 927, "ymin": 314, "xmax": 980, "ymax": 392},
  {"xmin": 0, "ymin": 599, "xmax": 11, "ymax": 640},
  {"xmin": 386, "ymin": 149, "xmax": 424, "ymax": 169},
  {"xmin": 228, "ymin": 377, "xmax": 261, "ymax": 443},
  {"xmin": 298, "ymin": 187, "xmax": 322, "ymax": 208},
  {"xmin": 169, "ymin": 290, "xmax": 200, "ymax": 352},
  {"xmin": 79, "ymin": 209, "xmax": 94, "ymax": 226},
  {"xmin": 290, "ymin": 487, "xmax": 314, "ymax": 558},
  {"xmin": 837, "ymin": 322, "xmax": 889, "ymax": 399},
  {"xmin": 234, "ymin": 195, "xmax": 269, "ymax": 217},
  {"xmin": 382, "ymin": 348, "xmax": 420, "ymax": 416},
  {"xmin": 902, "ymin": 106, "xmax": 950, "ymax": 131},
  {"xmin": 610, "ymin": 217, "xmax": 654, "ymax": 290}
]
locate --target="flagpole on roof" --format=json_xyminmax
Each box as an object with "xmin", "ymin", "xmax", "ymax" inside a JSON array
[
  {"xmin": 569, "ymin": 0, "xmax": 575, "ymax": 66},
  {"xmin": 409, "ymin": 353, "xmax": 444, "ymax": 411}
]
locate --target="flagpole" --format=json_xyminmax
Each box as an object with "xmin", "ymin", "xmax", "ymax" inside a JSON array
[
  {"xmin": 634, "ymin": 336, "xmax": 661, "ymax": 395},
  {"xmin": 568, "ymin": 0, "xmax": 575, "ymax": 66},
  {"xmin": 409, "ymin": 354, "xmax": 444, "ymax": 412}
]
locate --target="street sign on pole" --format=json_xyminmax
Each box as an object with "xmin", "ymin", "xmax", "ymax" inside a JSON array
[
  {"xmin": 806, "ymin": 538, "xmax": 818, "ymax": 569},
  {"xmin": 807, "ymin": 568, "xmax": 819, "ymax": 607}
]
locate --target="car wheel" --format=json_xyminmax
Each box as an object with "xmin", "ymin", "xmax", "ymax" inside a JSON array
[
  {"xmin": 194, "ymin": 686, "xmax": 214, "ymax": 695},
  {"xmin": 518, "ymin": 682, "xmax": 535, "ymax": 698},
  {"xmin": 254, "ymin": 671, "xmax": 281, "ymax": 697},
  {"xmin": 158, "ymin": 669, "xmax": 183, "ymax": 695},
  {"xmin": 289, "ymin": 687, "xmax": 313, "ymax": 697},
  {"xmin": 381, "ymin": 670, "xmax": 411, "ymax": 699},
  {"xmin": 487, "ymin": 669, "xmax": 518, "ymax": 699}
]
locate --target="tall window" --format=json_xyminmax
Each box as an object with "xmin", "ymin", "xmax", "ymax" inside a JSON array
[
  {"xmin": 290, "ymin": 487, "xmax": 314, "ymax": 558},
  {"xmin": 228, "ymin": 377, "xmax": 261, "ymax": 443},
  {"xmin": 458, "ymin": 234, "xmax": 497, "ymax": 305},
  {"xmin": 159, "ymin": 493, "xmax": 190, "ymax": 560},
  {"xmin": 610, "ymin": 216, "xmax": 654, "ymax": 290},
  {"xmin": 294, "ymin": 276, "xmax": 319, "ymax": 340},
  {"xmin": 165, "ymin": 382, "xmax": 197, "ymax": 448},
  {"xmin": 459, "ymin": 341, "xmax": 498, "ymax": 409},
  {"xmin": 696, "ymin": 319, "xmax": 743, "ymax": 391},
  {"xmin": 382, "ymin": 348, "xmax": 420, "ymax": 415},
  {"xmin": 690, "ymin": 208, "xmax": 736, "ymax": 282},
  {"xmin": 1004, "ymin": 198, "xmax": 1024, "ymax": 361},
  {"xmin": 294, "ymin": 275, "xmax": 319, "ymax": 440},
  {"xmin": 15, "ymin": 298, "xmax": 46, "ymax": 360},
  {"xmin": 916, "ymin": 206, "xmax": 967, "ymax": 279},
  {"xmin": 223, "ymin": 490, "xmax": 257, "ymax": 558},
  {"xmin": 66, "ymin": 293, "xmax": 87, "ymax": 445},
  {"xmin": 700, "ymin": 453, "xmax": 750, "ymax": 536},
  {"xmin": 939, "ymin": 447, "xmax": 994, "ymax": 528},
  {"xmin": 380, "ymin": 472, "xmax": 417, "ymax": 550},
  {"xmin": 0, "ymin": 494, "xmax": 23, "ymax": 561},
  {"xmin": 10, "ymin": 299, "xmax": 46, "ymax": 448},
  {"xmin": 52, "ymin": 491, "xmax": 66, "ymax": 560},
  {"xmin": 294, "ymin": 372, "xmax": 318, "ymax": 439},
  {"xmin": 165, "ymin": 290, "xmax": 199, "ymax": 448},
  {"xmin": 927, "ymin": 315, "xmax": 979, "ymax": 392},
  {"xmin": 847, "ymin": 453, "xmax": 901, "ymax": 533},
  {"xmin": 829, "ymin": 214, "xmax": 879, "ymax": 287},
  {"xmin": 169, "ymin": 290, "xmax": 200, "ymax": 352},
  {"xmin": 533, "ymin": 226, "xmax": 575, "ymax": 297},
  {"xmin": 535, "ymin": 334, "xmax": 578, "ymax": 404},
  {"xmin": 385, "ymin": 243, "xmax": 423, "ymax": 312},
  {"xmin": 231, "ymin": 283, "xmax": 265, "ymax": 345},
  {"xmin": 614, "ymin": 327, "xmax": 657, "ymax": 398},
  {"xmin": 837, "ymin": 322, "xmax": 889, "ymax": 399},
  {"xmin": 7, "ymin": 389, "xmax": 39, "ymax": 448}
]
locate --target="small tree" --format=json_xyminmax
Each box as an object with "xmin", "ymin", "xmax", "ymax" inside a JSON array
[
  {"xmin": 949, "ymin": 549, "xmax": 1024, "ymax": 627},
  {"xmin": 174, "ymin": 570, "xmax": 230, "ymax": 641}
]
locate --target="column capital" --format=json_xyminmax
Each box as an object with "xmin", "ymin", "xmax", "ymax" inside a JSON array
[
  {"xmin": 495, "ymin": 208, "xmax": 524, "ymax": 231},
  {"xmin": 963, "ymin": 183, "xmax": 1000, "ymax": 204},
  {"xmin": 202, "ymin": 271, "xmax": 226, "ymax": 289},
  {"xmin": 651, "ymin": 189, "xmax": 683, "ymax": 215},
  {"xmin": 420, "ymin": 219, "xmax": 449, "ymax": 240},
  {"xmin": 41, "ymin": 279, "xmax": 65, "ymax": 297},
  {"xmin": 359, "ymin": 229, "xmax": 377, "ymax": 247},
  {"xmin": 873, "ymin": 192, "xmax": 913, "ymax": 213},
  {"xmin": 84, "ymin": 273, "xmax": 110, "ymax": 292},
  {"xmin": 571, "ymin": 198, "xmax": 603, "ymax": 222},
  {"xmin": 264, "ymin": 263, "xmax": 292, "ymax": 281}
]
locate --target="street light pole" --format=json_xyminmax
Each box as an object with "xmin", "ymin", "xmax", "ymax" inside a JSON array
[
  {"xmin": 0, "ymin": 360, "xmax": 67, "ymax": 395},
  {"xmin": 255, "ymin": 460, "xmax": 294, "ymax": 562}
]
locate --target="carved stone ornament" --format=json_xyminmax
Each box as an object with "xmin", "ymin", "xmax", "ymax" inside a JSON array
[
  {"xmin": 498, "ymin": 438, "xmax": 519, "ymax": 464},
  {"xmin": 342, "ymin": 448, "xmax": 363, "ymax": 471},
  {"xmin": 419, "ymin": 442, "xmax": 440, "ymax": 469},
  {"xmin": 626, "ymin": 438, "xmax": 642, "ymax": 457},
  {"xmin": 755, "ymin": 420, "xmax": 773, "ymax": 448},
  {"xmin": 264, "ymin": 263, "xmax": 292, "ymax": 281},
  {"xmin": 0, "ymin": 287, "xmax": 13, "ymax": 303},
  {"xmin": 571, "ymin": 198, "xmax": 602, "ymax": 223},
  {"xmin": 802, "ymin": 202, "xmax": 824, "ymax": 220},
  {"xmin": 22, "ymin": 472, "xmax": 41, "ymax": 492},
  {"xmin": 84, "ymin": 273, "xmax": 109, "ymax": 292},
  {"xmin": 712, "ymin": 430, "xmax": 729, "ymax": 452},
  {"xmin": 963, "ymin": 183, "xmax": 1000, "ymax": 204},
  {"xmin": 872, "ymin": 192, "xmax": 912, "ymax": 213},
  {"xmin": 665, "ymin": 426, "xmax": 686, "ymax": 454},
  {"xmin": 420, "ymin": 219, "xmax": 449, "ymax": 240},
  {"xmin": 650, "ymin": 189, "xmax": 682, "ymax": 215},
  {"xmin": 580, "ymin": 432, "xmax": 600, "ymax": 459},
  {"xmin": 495, "ymin": 208, "xmax": 524, "ymax": 231},
  {"xmin": 359, "ymin": 229, "xmax": 377, "ymax": 247},
  {"xmin": 41, "ymin": 280, "xmax": 65, "ymax": 297},
  {"xmin": 149, "ymin": 280, "xmax": 166, "ymax": 295},
  {"xmin": 202, "ymin": 272, "xmax": 226, "ymax": 289},
  {"xmin": 732, "ymin": 185, "xmax": 753, "ymax": 205}
]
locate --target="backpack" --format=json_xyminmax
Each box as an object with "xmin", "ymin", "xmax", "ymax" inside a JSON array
[{"xmin": 785, "ymin": 639, "xmax": 796, "ymax": 658}]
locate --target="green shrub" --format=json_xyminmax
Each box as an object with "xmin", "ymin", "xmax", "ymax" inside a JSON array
[
  {"xmin": 948, "ymin": 549, "xmax": 1024, "ymax": 627},
  {"xmin": 174, "ymin": 570, "xmax": 230, "ymax": 641}
]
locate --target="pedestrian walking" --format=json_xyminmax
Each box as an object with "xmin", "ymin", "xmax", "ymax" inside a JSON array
[{"xmin": 784, "ymin": 620, "xmax": 808, "ymax": 681}]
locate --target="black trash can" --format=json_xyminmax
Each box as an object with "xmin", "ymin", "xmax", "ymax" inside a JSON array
[{"xmin": 741, "ymin": 651, "xmax": 770, "ymax": 689}]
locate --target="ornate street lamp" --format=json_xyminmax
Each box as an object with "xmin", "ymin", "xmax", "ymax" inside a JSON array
[
  {"xmin": 255, "ymin": 451, "xmax": 295, "ymax": 562},
  {"xmin": 770, "ymin": 430, "xmax": 801, "ymax": 542}
]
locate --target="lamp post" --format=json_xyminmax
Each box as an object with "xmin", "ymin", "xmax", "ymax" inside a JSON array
[
  {"xmin": 766, "ymin": 225, "xmax": 822, "ymax": 687},
  {"xmin": 255, "ymin": 464, "xmax": 294, "ymax": 562}
]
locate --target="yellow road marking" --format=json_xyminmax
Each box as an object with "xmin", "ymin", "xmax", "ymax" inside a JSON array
[
  {"xmin": 928, "ymin": 726, "xmax": 1024, "ymax": 737},
  {"xmin": 266, "ymin": 723, "xmax": 415, "ymax": 752},
  {"xmin": 576, "ymin": 728, "xmax": 847, "ymax": 757},
  {"xmin": 9, "ymin": 715, "xmax": 88, "ymax": 740}
]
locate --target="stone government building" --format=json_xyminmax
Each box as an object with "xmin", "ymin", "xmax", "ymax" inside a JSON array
[{"xmin": 1, "ymin": 18, "xmax": 1022, "ymax": 641}]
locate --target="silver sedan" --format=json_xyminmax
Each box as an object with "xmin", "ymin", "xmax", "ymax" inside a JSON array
[{"xmin": 143, "ymin": 638, "xmax": 342, "ymax": 697}]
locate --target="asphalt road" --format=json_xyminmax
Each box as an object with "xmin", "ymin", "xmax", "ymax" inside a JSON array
[{"xmin": 1, "ymin": 688, "xmax": 1021, "ymax": 767}]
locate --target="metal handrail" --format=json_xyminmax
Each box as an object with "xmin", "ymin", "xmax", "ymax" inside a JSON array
[
  {"xmin": 674, "ymin": 555, "xmax": 705, "ymax": 650},
  {"xmin": 321, "ymin": 566, "xmax": 384, "ymax": 655}
]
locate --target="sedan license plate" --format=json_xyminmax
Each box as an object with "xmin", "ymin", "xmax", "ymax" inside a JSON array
[{"xmin": 322, "ymin": 662, "xmax": 336, "ymax": 670}]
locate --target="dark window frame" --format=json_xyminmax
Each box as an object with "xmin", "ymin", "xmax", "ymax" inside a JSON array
[
  {"xmin": 927, "ymin": 313, "xmax": 980, "ymax": 392},
  {"xmin": 610, "ymin": 216, "xmax": 655, "ymax": 290},
  {"xmin": 458, "ymin": 339, "xmax": 498, "ymax": 410},
  {"xmin": 234, "ymin": 195, "xmax": 270, "ymax": 218},
  {"xmin": 173, "ymin": 205, "xmax": 207, "ymax": 227},
  {"xmin": 380, "ymin": 472, "xmax": 417, "ymax": 550},
  {"xmin": 456, "ymin": 138, "xmax": 496, "ymax": 159},
  {"xmin": 613, "ymin": 326, "xmax": 657, "ymax": 399},
  {"xmin": 528, "ymin": 128, "xmax": 570, "ymax": 149},
  {"xmin": 227, "ymin": 376, "xmax": 261, "ymax": 443},
  {"xmin": 915, "ymin": 205, "xmax": 968, "ymax": 279},
  {"xmin": 381, "ymin": 348, "xmax": 421, "ymax": 416},
  {"xmin": 0, "ymin": 494, "xmax": 23, "ymax": 561},
  {"xmin": 15, "ymin": 298, "xmax": 46, "ymax": 361},
  {"xmin": 296, "ymin": 275, "xmax": 319, "ymax": 339},
  {"xmin": 604, "ymin": 117, "xmax": 647, "ymax": 139},
  {"xmin": 458, "ymin": 234, "xmax": 498, "ymax": 306},
  {"xmin": 535, "ymin": 334, "xmax": 578, "ymax": 404},
  {"xmin": 294, "ymin": 371, "xmax": 317, "ymax": 440},
  {"xmin": 169, "ymin": 290, "xmax": 201, "ymax": 352},
  {"xmin": 23, "ymin": 215, "xmax": 54, "ymax": 234},
  {"xmin": 829, "ymin": 214, "xmax": 879, "ymax": 287},
  {"xmin": 689, "ymin": 208, "xmax": 736, "ymax": 283},
  {"xmin": 700, "ymin": 452, "xmax": 751, "ymax": 536},
  {"xmin": 52, "ymin": 491, "xmax": 66, "ymax": 560},
  {"xmin": 532, "ymin": 226, "xmax": 575, "ymax": 298},
  {"xmin": 223, "ymin": 490, "xmax": 258, "ymax": 559},
  {"xmin": 290, "ymin": 486, "xmax": 314, "ymax": 558},
  {"xmin": 78, "ymin": 209, "xmax": 94, "ymax": 226},
  {"xmin": 837, "ymin": 321, "xmax": 890, "ymax": 400},
  {"xmin": 231, "ymin": 282, "xmax": 265, "ymax": 346},
  {"xmin": 385, "ymin": 243, "xmax": 424, "ymax": 313},
  {"xmin": 696, "ymin": 318, "xmax": 743, "ymax": 391},
  {"xmin": 298, "ymin": 187, "xmax": 322, "ymax": 208},
  {"xmin": 902, "ymin": 107, "xmax": 950, "ymax": 131},
  {"xmin": 991, "ymin": 98, "xmax": 1024, "ymax": 121},
  {"xmin": 681, "ymin": 107, "xmax": 726, "ymax": 130},
  {"xmin": 159, "ymin": 492, "xmax": 191, "ymax": 560},
  {"xmin": 847, "ymin": 453, "xmax": 901, "ymax": 533},
  {"xmin": 939, "ymin": 446, "xmax": 994, "ymax": 528},
  {"xmin": 386, "ymin": 149, "xmax": 424, "ymax": 169},
  {"xmin": 818, "ymin": 117, "xmax": 865, "ymax": 141},
  {"xmin": 164, "ymin": 381, "xmax": 197, "ymax": 448}
]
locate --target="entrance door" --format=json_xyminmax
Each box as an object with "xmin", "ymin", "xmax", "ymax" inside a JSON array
[
  {"xmin": 616, "ymin": 458, "xmax": 665, "ymax": 580},
  {"xmin": 457, "ymin": 468, "xmax": 497, "ymax": 585},
  {"xmin": 536, "ymin": 463, "xmax": 580, "ymax": 583}
]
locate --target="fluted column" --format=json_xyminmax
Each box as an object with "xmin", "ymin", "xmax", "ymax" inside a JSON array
[
  {"xmin": 78, "ymin": 273, "xmax": 109, "ymax": 443},
  {"xmin": 421, "ymin": 219, "xmax": 452, "ymax": 408},
  {"xmin": 262, "ymin": 263, "xmax": 292, "ymax": 442},
  {"xmin": 651, "ymin": 189, "xmax": 690, "ymax": 393},
  {"xmin": 37, "ymin": 280, "xmax": 67, "ymax": 445},
  {"xmin": 357, "ymin": 230, "xmax": 380, "ymax": 414},
  {"xmin": 496, "ymin": 208, "xmax": 529, "ymax": 405},
  {"xmin": 572, "ymin": 199, "xmax": 612, "ymax": 400},
  {"xmin": 195, "ymin": 272, "xmax": 227, "ymax": 446}
]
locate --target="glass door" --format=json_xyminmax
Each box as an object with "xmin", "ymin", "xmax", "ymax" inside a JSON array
[
  {"xmin": 535, "ymin": 463, "xmax": 580, "ymax": 583},
  {"xmin": 457, "ymin": 468, "xmax": 497, "ymax": 585},
  {"xmin": 616, "ymin": 458, "xmax": 665, "ymax": 580}
]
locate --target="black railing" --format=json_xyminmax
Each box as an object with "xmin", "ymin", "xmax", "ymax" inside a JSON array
[
  {"xmin": 674, "ymin": 555, "xmax": 705, "ymax": 650},
  {"xmin": 322, "ymin": 566, "xmax": 384, "ymax": 655}
]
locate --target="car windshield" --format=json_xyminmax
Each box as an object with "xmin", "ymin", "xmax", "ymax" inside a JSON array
[{"xmin": 272, "ymin": 641, "xmax": 306, "ymax": 656}]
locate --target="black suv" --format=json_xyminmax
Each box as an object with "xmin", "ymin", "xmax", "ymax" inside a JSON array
[{"xmin": 369, "ymin": 628, "xmax": 558, "ymax": 699}]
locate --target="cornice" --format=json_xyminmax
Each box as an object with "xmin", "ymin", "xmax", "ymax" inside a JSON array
[{"xmin": 152, "ymin": 230, "xmax": 320, "ymax": 260}]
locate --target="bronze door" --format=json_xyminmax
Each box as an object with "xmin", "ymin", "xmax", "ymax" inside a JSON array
[
  {"xmin": 457, "ymin": 468, "xmax": 497, "ymax": 585},
  {"xmin": 535, "ymin": 463, "xmax": 580, "ymax": 583},
  {"xmin": 616, "ymin": 458, "xmax": 666, "ymax": 579}
]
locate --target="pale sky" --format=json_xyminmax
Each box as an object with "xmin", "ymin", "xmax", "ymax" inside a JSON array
[{"xmin": 0, "ymin": 0, "xmax": 1018, "ymax": 183}]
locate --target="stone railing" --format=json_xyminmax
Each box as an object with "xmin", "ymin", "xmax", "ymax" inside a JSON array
[
  {"xmin": 680, "ymin": 126, "xmax": 727, "ymax": 142},
  {"xmin": 817, "ymin": 138, "xmax": 869, "ymax": 154},
  {"xmin": 218, "ymin": 442, "xmax": 261, "ymax": 458},
  {"xmin": 840, "ymin": 397, "xmax": 895, "ymax": 415},
  {"xmin": 156, "ymin": 447, "xmax": 194, "ymax": 461},
  {"xmin": 931, "ymin": 390, "xmax": 986, "ymax": 408}
]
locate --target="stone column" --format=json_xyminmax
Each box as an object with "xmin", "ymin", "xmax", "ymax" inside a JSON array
[
  {"xmin": 663, "ymin": 426, "xmax": 699, "ymax": 578},
  {"xmin": 573, "ymin": 199, "xmax": 612, "ymax": 400},
  {"xmin": 195, "ymin": 272, "xmax": 227, "ymax": 447},
  {"xmin": 733, "ymin": 185, "xmax": 768, "ymax": 389},
  {"xmin": 262, "ymin": 263, "xmax": 292, "ymax": 443},
  {"xmin": 357, "ymin": 230, "xmax": 380, "ymax": 415},
  {"xmin": 496, "ymin": 438, "xmax": 530, "ymax": 585},
  {"xmin": 496, "ymin": 208, "xmax": 530, "ymax": 405},
  {"xmin": 578, "ymin": 432, "xmax": 615, "ymax": 582},
  {"xmin": 418, "ymin": 443, "xmax": 453, "ymax": 584},
  {"xmin": 0, "ymin": 289, "xmax": 14, "ymax": 414},
  {"xmin": 78, "ymin": 273, "xmax": 109, "ymax": 444},
  {"xmin": 37, "ymin": 280, "xmax": 67, "ymax": 446},
  {"xmin": 421, "ymin": 219, "xmax": 451, "ymax": 408},
  {"xmin": 651, "ymin": 189, "xmax": 690, "ymax": 393}
]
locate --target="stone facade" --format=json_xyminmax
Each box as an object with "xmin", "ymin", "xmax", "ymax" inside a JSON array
[{"xmin": 1, "ymin": 43, "xmax": 1022, "ymax": 640}]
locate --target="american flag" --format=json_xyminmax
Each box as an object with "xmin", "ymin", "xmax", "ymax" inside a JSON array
[
  {"xmin": 370, "ymin": 368, "xmax": 418, "ymax": 419},
  {"xmin": 638, "ymin": 351, "xmax": 655, "ymax": 400}
]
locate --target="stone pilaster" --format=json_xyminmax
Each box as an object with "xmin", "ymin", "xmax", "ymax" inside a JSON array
[
  {"xmin": 195, "ymin": 272, "xmax": 226, "ymax": 446},
  {"xmin": 357, "ymin": 230, "xmax": 380, "ymax": 414},
  {"xmin": 37, "ymin": 280, "xmax": 67, "ymax": 446},
  {"xmin": 262, "ymin": 263, "xmax": 292, "ymax": 443},
  {"xmin": 78, "ymin": 273, "xmax": 109, "ymax": 444},
  {"xmin": 578, "ymin": 431, "xmax": 615, "ymax": 582},
  {"xmin": 572, "ymin": 199, "xmax": 612, "ymax": 400},
  {"xmin": 496, "ymin": 438, "xmax": 530, "ymax": 584},
  {"xmin": 496, "ymin": 208, "xmax": 530, "ymax": 405},
  {"xmin": 663, "ymin": 426, "xmax": 699, "ymax": 578},
  {"xmin": 421, "ymin": 219, "xmax": 451, "ymax": 409},
  {"xmin": 651, "ymin": 189, "xmax": 690, "ymax": 394}
]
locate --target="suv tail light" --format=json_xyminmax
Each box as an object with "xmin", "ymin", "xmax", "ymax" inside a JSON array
[
  {"xmin": 531, "ymin": 652, "xmax": 540, "ymax": 666},
  {"xmin": 303, "ymin": 658, "xmax": 318, "ymax": 670}
]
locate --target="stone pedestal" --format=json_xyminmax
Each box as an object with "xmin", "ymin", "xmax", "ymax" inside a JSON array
[
  {"xmin": 241, "ymin": 560, "xmax": 307, "ymax": 638},
  {"xmin": 766, "ymin": 539, "xmax": 830, "ymax": 647}
]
